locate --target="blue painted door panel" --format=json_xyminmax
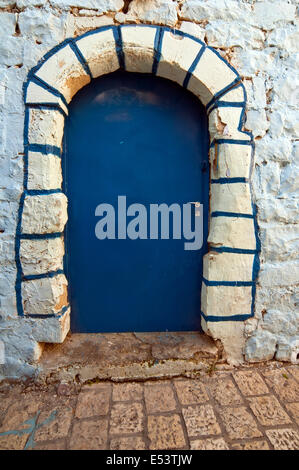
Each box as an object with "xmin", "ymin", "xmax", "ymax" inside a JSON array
[{"xmin": 64, "ymin": 71, "xmax": 209, "ymax": 333}]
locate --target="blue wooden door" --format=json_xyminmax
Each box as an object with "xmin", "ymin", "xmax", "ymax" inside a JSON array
[{"xmin": 65, "ymin": 71, "xmax": 209, "ymax": 333}]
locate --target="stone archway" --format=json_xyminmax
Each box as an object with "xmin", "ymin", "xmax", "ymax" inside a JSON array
[{"xmin": 16, "ymin": 24, "xmax": 259, "ymax": 362}]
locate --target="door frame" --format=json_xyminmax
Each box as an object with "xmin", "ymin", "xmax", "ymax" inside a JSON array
[{"xmin": 16, "ymin": 25, "xmax": 260, "ymax": 362}]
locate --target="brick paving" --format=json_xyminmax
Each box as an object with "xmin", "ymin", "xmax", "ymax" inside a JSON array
[{"xmin": 0, "ymin": 364, "xmax": 298, "ymax": 450}]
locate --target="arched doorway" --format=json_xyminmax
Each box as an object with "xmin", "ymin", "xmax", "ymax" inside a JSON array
[
  {"xmin": 64, "ymin": 71, "xmax": 209, "ymax": 332},
  {"xmin": 18, "ymin": 24, "xmax": 258, "ymax": 362}
]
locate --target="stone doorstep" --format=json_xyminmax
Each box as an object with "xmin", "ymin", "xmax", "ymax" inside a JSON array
[{"xmin": 37, "ymin": 332, "xmax": 220, "ymax": 385}]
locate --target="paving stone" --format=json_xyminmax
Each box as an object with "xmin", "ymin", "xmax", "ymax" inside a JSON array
[
  {"xmin": 0, "ymin": 396, "xmax": 12, "ymax": 417},
  {"xmin": 233, "ymin": 370, "xmax": 269, "ymax": 396},
  {"xmin": 112, "ymin": 382, "xmax": 143, "ymax": 402},
  {"xmin": 219, "ymin": 407, "xmax": 263, "ymax": 440},
  {"xmin": 287, "ymin": 365, "xmax": 299, "ymax": 383},
  {"xmin": 190, "ymin": 437, "xmax": 229, "ymax": 450},
  {"xmin": 69, "ymin": 417, "xmax": 108, "ymax": 450},
  {"xmin": 0, "ymin": 432, "xmax": 29, "ymax": 450},
  {"xmin": 266, "ymin": 428, "xmax": 299, "ymax": 450},
  {"xmin": 207, "ymin": 378, "xmax": 243, "ymax": 406},
  {"xmin": 231, "ymin": 440, "xmax": 270, "ymax": 450},
  {"xmin": 75, "ymin": 383, "xmax": 111, "ymax": 418},
  {"xmin": 248, "ymin": 395, "xmax": 292, "ymax": 426},
  {"xmin": 32, "ymin": 439, "xmax": 67, "ymax": 450},
  {"xmin": 263, "ymin": 368, "xmax": 299, "ymax": 402},
  {"xmin": 110, "ymin": 402, "xmax": 144, "ymax": 435},
  {"xmin": 182, "ymin": 405, "xmax": 221, "ymax": 438},
  {"xmin": 34, "ymin": 406, "xmax": 73, "ymax": 442},
  {"xmin": 144, "ymin": 383, "xmax": 177, "ymax": 413},
  {"xmin": 0, "ymin": 396, "xmax": 41, "ymax": 450},
  {"xmin": 147, "ymin": 414, "xmax": 186, "ymax": 450},
  {"xmin": 285, "ymin": 403, "xmax": 299, "ymax": 425},
  {"xmin": 110, "ymin": 436, "xmax": 147, "ymax": 450},
  {"xmin": 0, "ymin": 397, "xmax": 14, "ymax": 428},
  {"xmin": 174, "ymin": 380, "xmax": 209, "ymax": 405},
  {"xmin": 0, "ymin": 397, "xmax": 41, "ymax": 432}
]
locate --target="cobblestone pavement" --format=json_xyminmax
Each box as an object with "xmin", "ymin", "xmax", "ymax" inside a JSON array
[{"xmin": 0, "ymin": 364, "xmax": 298, "ymax": 450}]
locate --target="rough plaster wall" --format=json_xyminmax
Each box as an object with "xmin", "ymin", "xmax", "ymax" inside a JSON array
[{"xmin": 0, "ymin": 0, "xmax": 298, "ymax": 379}]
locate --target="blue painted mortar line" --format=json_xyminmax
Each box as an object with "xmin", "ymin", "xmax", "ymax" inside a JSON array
[
  {"xmin": 201, "ymin": 311, "xmax": 252, "ymax": 322},
  {"xmin": 113, "ymin": 25, "xmax": 125, "ymax": 70},
  {"xmin": 183, "ymin": 46, "xmax": 205, "ymax": 89},
  {"xmin": 211, "ymin": 177, "xmax": 248, "ymax": 184},
  {"xmin": 211, "ymin": 211, "xmax": 254, "ymax": 218}
]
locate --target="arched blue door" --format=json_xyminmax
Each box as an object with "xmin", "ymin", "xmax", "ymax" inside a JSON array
[{"xmin": 65, "ymin": 71, "xmax": 209, "ymax": 333}]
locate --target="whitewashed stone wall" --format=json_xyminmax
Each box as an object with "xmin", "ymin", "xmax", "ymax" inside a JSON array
[{"xmin": 0, "ymin": 0, "xmax": 298, "ymax": 380}]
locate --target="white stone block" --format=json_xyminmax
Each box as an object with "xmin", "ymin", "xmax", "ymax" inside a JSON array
[
  {"xmin": 157, "ymin": 31, "xmax": 203, "ymax": 86},
  {"xmin": 210, "ymin": 182, "xmax": 253, "ymax": 214},
  {"xmin": 125, "ymin": 0, "xmax": 178, "ymax": 27},
  {"xmin": 267, "ymin": 110, "xmax": 284, "ymax": 138},
  {"xmin": 2, "ymin": 65, "xmax": 30, "ymax": 114},
  {"xmin": 244, "ymin": 76, "xmax": 267, "ymax": 109},
  {"xmin": 3, "ymin": 112, "xmax": 24, "ymax": 157},
  {"xmin": 208, "ymin": 216, "xmax": 256, "ymax": 250},
  {"xmin": 202, "ymin": 319, "xmax": 246, "ymax": 365},
  {"xmin": 22, "ymin": 274, "xmax": 68, "ymax": 315},
  {"xmin": 209, "ymin": 107, "xmax": 243, "ymax": 139},
  {"xmin": 252, "ymin": 1, "xmax": 296, "ymax": 29},
  {"xmin": 253, "ymin": 160, "xmax": 281, "ymax": 198},
  {"xmin": 0, "ymin": 36, "xmax": 23, "ymax": 67},
  {"xmin": 1, "ymin": 325, "xmax": 43, "ymax": 363},
  {"xmin": 35, "ymin": 43, "xmax": 90, "ymax": 103},
  {"xmin": 180, "ymin": 0, "xmax": 251, "ymax": 22},
  {"xmin": 259, "ymin": 223, "xmax": 298, "ymax": 262},
  {"xmin": 201, "ymin": 284, "xmax": 252, "ymax": 317},
  {"xmin": 276, "ymin": 339, "xmax": 299, "ymax": 364},
  {"xmin": 25, "ymin": 81, "xmax": 68, "ymax": 115},
  {"xmin": 210, "ymin": 143, "xmax": 252, "ymax": 179},
  {"xmin": 280, "ymin": 161, "xmax": 299, "ymax": 196},
  {"xmin": 205, "ymin": 20, "xmax": 265, "ymax": 49},
  {"xmin": 23, "ymin": 39, "xmax": 50, "ymax": 71},
  {"xmin": 203, "ymin": 251, "xmax": 255, "ymax": 282},
  {"xmin": 27, "ymin": 151, "xmax": 62, "ymax": 190},
  {"xmin": 257, "ymin": 196, "xmax": 298, "ymax": 224},
  {"xmin": 188, "ymin": 47, "xmax": 237, "ymax": 105},
  {"xmin": 245, "ymin": 109, "xmax": 269, "ymax": 138},
  {"xmin": 71, "ymin": 15, "xmax": 114, "ymax": 36},
  {"xmin": 30, "ymin": 307, "xmax": 70, "ymax": 343},
  {"xmin": 76, "ymin": 28, "xmax": 119, "ymax": 79},
  {"xmin": 17, "ymin": 0, "xmax": 47, "ymax": 6},
  {"xmin": 179, "ymin": 21, "xmax": 206, "ymax": 42},
  {"xmin": 28, "ymin": 108, "xmax": 65, "ymax": 147},
  {"xmin": 220, "ymin": 85, "xmax": 245, "ymax": 103},
  {"xmin": 255, "ymin": 285, "xmax": 298, "ymax": 320},
  {"xmin": 121, "ymin": 25, "xmax": 157, "ymax": 74},
  {"xmin": 0, "ymin": 238, "xmax": 15, "ymax": 266},
  {"xmin": 20, "ymin": 237, "xmax": 64, "ymax": 276},
  {"xmin": 245, "ymin": 330, "xmax": 277, "ymax": 362},
  {"xmin": 21, "ymin": 193, "xmax": 68, "ymax": 234},
  {"xmin": 18, "ymin": 9, "xmax": 67, "ymax": 45},
  {"xmin": 50, "ymin": 0, "xmax": 124, "ymax": 12},
  {"xmin": 267, "ymin": 24, "xmax": 299, "ymax": 53},
  {"xmin": 233, "ymin": 48, "xmax": 275, "ymax": 78},
  {"xmin": 258, "ymin": 261, "xmax": 299, "ymax": 287},
  {"xmin": 0, "ymin": 12, "xmax": 17, "ymax": 36},
  {"xmin": 262, "ymin": 310, "xmax": 299, "ymax": 336}
]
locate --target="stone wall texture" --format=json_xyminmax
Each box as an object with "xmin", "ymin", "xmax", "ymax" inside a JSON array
[{"xmin": 0, "ymin": 0, "xmax": 298, "ymax": 380}]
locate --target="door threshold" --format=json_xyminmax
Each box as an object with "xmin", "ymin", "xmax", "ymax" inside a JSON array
[{"xmin": 38, "ymin": 332, "xmax": 220, "ymax": 385}]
